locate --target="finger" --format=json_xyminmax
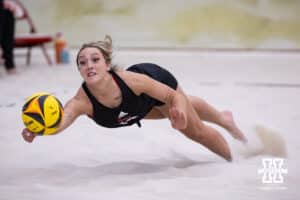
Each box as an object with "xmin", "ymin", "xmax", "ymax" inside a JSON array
[
  {"xmin": 170, "ymin": 108, "xmax": 187, "ymax": 130},
  {"xmin": 28, "ymin": 133, "xmax": 36, "ymax": 143},
  {"xmin": 26, "ymin": 135, "xmax": 34, "ymax": 143},
  {"xmin": 175, "ymin": 111, "xmax": 187, "ymax": 130},
  {"xmin": 170, "ymin": 109, "xmax": 179, "ymax": 126},
  {"xmin": 22, "ymin": 129, "xmax": 35, "ymax": 143},
  {"xmin": 21, "ymin": 129, "xmax": 28, "ymax": 139},
  {"xmin": 170, "ymin": 108, "xmax": 179, "ymax": 119},
  {"xmin": 176, "ymin": 112, "xmax": 184, "ymax": 129}
]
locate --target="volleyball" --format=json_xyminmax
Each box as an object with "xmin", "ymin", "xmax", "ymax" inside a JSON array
[{"xmin": 21, "ymin": 92, "xmax": 64, "ymax": 135}]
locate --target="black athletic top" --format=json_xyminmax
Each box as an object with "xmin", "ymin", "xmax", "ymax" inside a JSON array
[{"xmin": 82, "ymin": 63, "xmax": 178, "ymax": 128}]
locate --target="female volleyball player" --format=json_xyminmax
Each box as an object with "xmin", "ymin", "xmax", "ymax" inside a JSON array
[{"xmin": 21, "ymin": 35, "xmax": 247, "ymax": 161}]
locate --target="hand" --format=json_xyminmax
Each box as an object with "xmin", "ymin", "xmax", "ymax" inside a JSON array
[
  {"xmin": 3, "ymin": 0, "xmax": 17, "ymax": 14},
  {"xmin": 169, "ymin": 107, "xmax": 187, "ymax": 130},
  {"xmin": 21, "ymin": 128, "xmax": 36, "ymax": 143}
]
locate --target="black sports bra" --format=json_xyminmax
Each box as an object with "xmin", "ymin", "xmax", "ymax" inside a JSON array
[{"xmin": 82, "ymin": 70, "xmax": 156, "ymax": 128}]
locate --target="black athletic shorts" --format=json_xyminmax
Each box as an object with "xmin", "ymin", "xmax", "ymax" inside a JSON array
[{"xmin": 127, "ymin": 63, "xmax": 178, "ymax": 106}]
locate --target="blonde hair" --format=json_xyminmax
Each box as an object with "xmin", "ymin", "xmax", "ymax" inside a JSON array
[{"xmin": 76, "ymin": 35, "xmax": 118, "ymax": 70}]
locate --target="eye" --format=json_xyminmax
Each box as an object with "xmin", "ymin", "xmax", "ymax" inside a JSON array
[
  {"xmin": 92, "ymin": 57, "xmax": 100, "ymax": 63},
  {"xmin": 78, "ymin": 60, "xmax": 86, "ymax": 66}
]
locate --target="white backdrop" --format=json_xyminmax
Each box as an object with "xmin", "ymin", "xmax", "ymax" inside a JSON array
[{"xmin": 17, "ymin": 0, "xmax": 300, "ymax": 48}]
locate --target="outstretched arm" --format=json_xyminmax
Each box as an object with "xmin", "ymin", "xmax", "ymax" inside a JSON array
[{"xmin": 21, "ymin": 96, "xmax": 86, "ymax": 143}]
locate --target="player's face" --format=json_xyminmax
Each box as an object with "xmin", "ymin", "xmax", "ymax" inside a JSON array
[{"xmin": 77, "ymin": 47, "xmax": 109, "ymax": 83}]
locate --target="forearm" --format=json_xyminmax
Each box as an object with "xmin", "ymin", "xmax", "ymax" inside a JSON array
[
  {"xmin": 53, "ymin": 110, "xmax": 78, "ymax": 135},
  {"xmin": 50, "ymin": 96, "xmax": 83, "ymax": 135},
  {"xmin": 164, "ymin": 87, "xmax": 187, "ymax": 111}
]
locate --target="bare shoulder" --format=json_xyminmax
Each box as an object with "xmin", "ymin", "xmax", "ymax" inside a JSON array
[
  {"xmin": 116, "ymin": 70, "xmax": 148, "ymax": 95},
  {"xmin": 65, "ymin": 88, "xmax": 93, "ymax": 116}
]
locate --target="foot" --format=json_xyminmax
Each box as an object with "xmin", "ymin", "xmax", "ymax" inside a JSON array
[{"xmin": 221, "ymin": 111, "xmax": 247, "ymax": 143}]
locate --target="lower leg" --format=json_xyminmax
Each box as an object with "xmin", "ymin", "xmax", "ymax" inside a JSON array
[
  {"xmin": 220, "ymin": 111, "xmax": 247, "ymax": 142},
  {"xmin": 189, "ymin": 95, "xmax": 247, "ymax": 143},
  {"xmin": 182, "ymin": 118, "xmax": 232, "ymax": 162},
  {"xmin": 172, "ymin": 96, "xmax": 232, "ymax": 161},
  {"xmin": 1, "ymin": 10, "xmax": 15, "ymax": 72},
  {"xmin": 156, "ymin": 88, "xmax": 233, "ymax": 161}
]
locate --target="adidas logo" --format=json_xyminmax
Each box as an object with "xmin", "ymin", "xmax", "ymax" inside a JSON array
[{"xmin": 118, "ymin": 111, "xmax": 128, "ymax": 119}]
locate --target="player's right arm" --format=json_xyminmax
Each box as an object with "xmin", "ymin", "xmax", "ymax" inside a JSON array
[
  {"xmin": 55, "ymin": 97, "xmax": 85, "ymax": 134},
  {"xmin": 21, "ymin": 89, "xmax": 90, "ymax": 143}
]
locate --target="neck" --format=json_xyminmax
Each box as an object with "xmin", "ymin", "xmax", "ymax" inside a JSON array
[{"xmin": 87, "ymin": 72, "xmax": 115, "ymax": 96}]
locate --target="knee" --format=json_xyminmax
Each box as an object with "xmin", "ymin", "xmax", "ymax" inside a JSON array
[{"xmin": 180, "ymin": 122, "xmax": 206, "ymax": 141}]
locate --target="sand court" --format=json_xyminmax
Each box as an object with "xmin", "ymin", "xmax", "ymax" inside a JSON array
[{"xmin": 0, "ymin": 49, "xmax": 299, "ymax": 199}]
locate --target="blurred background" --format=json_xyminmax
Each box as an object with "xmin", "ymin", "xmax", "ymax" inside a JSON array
[
  {"xmin": 1, "ymin": 1, "xmax": 299, "ymax": 199},
  {"xmin": 17, "ymin": 0, "xmax": 300, "ymax": 49}
]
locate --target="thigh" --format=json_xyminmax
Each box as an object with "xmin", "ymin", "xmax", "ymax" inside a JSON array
[
  {"xmin": 187, "ymin": 95, "xmax": 202, "ymax": 112},
  {"xmin": 144, "ymin": 107, "xmax": 166, "ymax": 119},
  {"xmin": 2, "ymin": 9, "xmax": 14, "ymax": 41}
]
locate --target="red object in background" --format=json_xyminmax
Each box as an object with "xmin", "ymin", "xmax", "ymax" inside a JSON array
[
  {"xmin": 13, "ymin": 0, "xmax": 53, "ymax": 65},
  {"xmin": 14, "ymin": 35, "xmax": 52, "ymax": 47}
]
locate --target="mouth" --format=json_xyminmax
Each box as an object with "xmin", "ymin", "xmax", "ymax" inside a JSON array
[{"xmin": 87, "ymin": 72, "xmax": 96, "ymax": 77}]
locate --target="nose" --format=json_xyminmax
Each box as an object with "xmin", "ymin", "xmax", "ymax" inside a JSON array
[{"xmin": 86, "ymin": 60, "xmax": 94, "ymax": 70}]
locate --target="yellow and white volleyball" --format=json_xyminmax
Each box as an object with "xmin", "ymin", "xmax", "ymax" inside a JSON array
[{"xmin": 21, "ymin": 92, "xmax": 64, "ymax": 135}]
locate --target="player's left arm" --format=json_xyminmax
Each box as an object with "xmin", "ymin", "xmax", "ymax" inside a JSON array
[{"xmin": 121, "ymin": 71, "xmax": 187, "ymax": 130}]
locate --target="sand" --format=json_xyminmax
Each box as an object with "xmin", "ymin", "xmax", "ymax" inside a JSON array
[{"xmin": 0, "ymin": 49, "xmax": 299, "ymax": 199}]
